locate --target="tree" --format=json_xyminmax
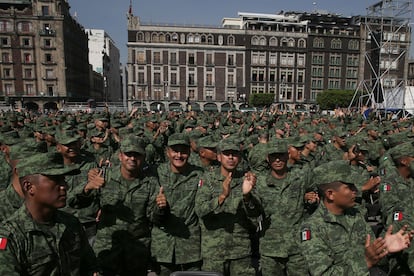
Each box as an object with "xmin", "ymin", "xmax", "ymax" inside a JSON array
[
  {"xmin": 316, "ymin": 89, "xmax": 356, "ymax": 110},
  {"xmin": 249, "ymin": 93, "xmax": 274, "ymax": 107}
]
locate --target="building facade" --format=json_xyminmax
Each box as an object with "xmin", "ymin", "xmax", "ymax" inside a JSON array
[
  {"xmin": 86, "ymin": 28, "xmax": 121, "ymax": 102},
  {"xmin": 0, "ymin": 0, "xmax": 90, "ymax": 111},
  {"xmin": 127, "ymin": 8, "xmax": 411, "ymax": 112}
]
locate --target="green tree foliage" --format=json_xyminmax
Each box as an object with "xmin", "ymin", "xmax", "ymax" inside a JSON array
[
  {"xmin": 249, "ymin": 93, "xmax": 275, "ymax": 107},
  {"xmin": 316, "ymin": 90, "xmax": 356, "ymax": 110}
]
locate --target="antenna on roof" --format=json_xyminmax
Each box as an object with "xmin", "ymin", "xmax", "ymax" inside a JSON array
[{"xmin": 128, "ymin": 0, "xmax": 133, "ymax": 15}]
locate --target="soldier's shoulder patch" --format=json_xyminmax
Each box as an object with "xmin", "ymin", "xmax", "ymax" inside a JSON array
[
  {"xmin": 380, "ymin": 183, "xmax": 391, "ymax": 192},
  {"xmin": 393, "ymin": 211, "xmax": 403, "ymax": 221},
  {"xmin": 198, "ymin": 179, "xmax": 203, "ymax": 187},
  {"xmin": 0, "ymin": 237, "xmax": 7, "ymax": 250},
  {"xmin": 301, "ymin": 228, "xmax": 311, "ymax": 241}
]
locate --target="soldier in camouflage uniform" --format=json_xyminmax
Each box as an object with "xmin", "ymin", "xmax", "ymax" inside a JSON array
[
  {"xmin": 0, "ymin": 152, "xmax": 98, "ymax": 275},
  {"xmin": 94, "ymin": 135, "xmax": 158, "ymax": 275},
  {"xmin": 300, "ymin": 161, "xmax": 411, "ymax": 275},
  {"xmin": 256, "ymin": 140, "xmax": 314, "ymax": 276},
  {"xmin": 195, "ymin": 139, "xmax": 261, "ymax": 275},
  {"xmin": 151, "ymin": 133, "xmax": 203, "ymax": 275}
]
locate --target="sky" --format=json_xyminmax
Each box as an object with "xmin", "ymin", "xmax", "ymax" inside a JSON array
[{"xmin": 69, "ymin": 0, "xmax": 414, "ymax": 64}]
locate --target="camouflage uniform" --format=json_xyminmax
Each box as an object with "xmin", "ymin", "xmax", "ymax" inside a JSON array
[
  {"xmin": 0, "ymin": 206, "xmax": 97, "ymax": 275},
  {"xmin": 195, "ymin": 167, "xmax": 261, "ymax": 275},
  {"xmin": 300, "ymin": 201, "xmax": 373, "ymax": 275},
  {"xmin": 151, "ymin": 162, "xmax": 203, "ymax": 275},
  {"xmin": 0, "ymin": 183, "xmax": 23, "ymax": 222},
  {"xmin": 94, "ymin": 165, "xmax": 158, "ymax": 275}
]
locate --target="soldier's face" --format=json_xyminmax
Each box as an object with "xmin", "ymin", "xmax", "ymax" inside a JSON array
[
  {"xmin": 167, "ymin": 145, "xmax": 190, "ymax": 169},
  {"xmin": 57, "ymin": 141, "xmax": 80, "ymax": 158},
  {"xmin": 268, "ymin": 153, "xmax": 288, "ymax": 172},
  {"xmin": 30, "ymin": 174, "xmax": 68, "ymax": 209},
  {"xmin": 119, "ymin": 151, "xmax": 144, "ymax": 172},
  {"xmin": 332, "ymin": 183, "xmax": 356, "ymax": 209},
  {"xmin": 218, "ymin": 150, "xmax": 240, "ymax": 171},
  {"xmin": 288, "ymin": 146, "xmax": 301, "ymax": 161}
]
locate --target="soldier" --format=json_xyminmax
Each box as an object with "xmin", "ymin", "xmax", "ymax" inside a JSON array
[
  {"xmin": 94, "ymin": 135, "xmax": 158, "ymax": 275},
  {"xmin": 191, "ymin": 135, "xmax": 219, "ymax": 171},
  {"xmin": 195, "ymin": 139, "xmax": 261, "ymax": 275},
  {"xmin": 320, "ymin": 130, "xmax": 348, "ymax": 163},
  {"xmin": 300, "ymin": 161, "xmax": 412, "ymax": 275},
  {"xmin": 151, "ymin": 133, "xmax": 203, "ymax": 275},
  {"xmin": 256, "ymin": 140, "xmax": 315, "ymax": 276},
  {"xmin": 0, "ymin": 152, "xmax": 98, "ymax": 275}
]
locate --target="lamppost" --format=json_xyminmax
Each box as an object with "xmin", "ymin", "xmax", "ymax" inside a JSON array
[{"xmin": 164, "ymin": 81, "xmax": 169, "ymax": 112}]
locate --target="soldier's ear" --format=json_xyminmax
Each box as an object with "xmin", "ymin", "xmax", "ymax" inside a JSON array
[
  {"xmin": 325, "ymin": 189, "xmax": 335, "ymax": 201},
  {"xmin": 22, "ymin": 179, "xmax": 34, "ymax": 195}
]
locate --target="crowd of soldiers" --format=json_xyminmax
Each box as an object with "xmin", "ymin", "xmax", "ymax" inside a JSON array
[{"xmin": 0, "ymin": 106, "xmax": 414, "ymax": 275}]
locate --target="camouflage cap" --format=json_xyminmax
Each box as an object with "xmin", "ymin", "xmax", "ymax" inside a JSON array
[
  {"xmin": 390, "ymin": 142, "xmax": 414, "ymax": 160},
  {"xmin": 167, "ymin": 133, "xmax": 190, "ymax": 147},
  {"xmin": 217, "ymin": 139, "xmax": 240, "ymax": 153},
  {"xmin": 17, "ymin": 152, "xmax": 80, "ymax": 177},
  {"xmin": 197, "ymin": 135, "xmax": 217, "ymax": 149},
  {"xmin": 1, "ymin": 130, "xmax": 21, "ymax": 145},
  {"xmin": 267, "ymin": 140, "xmax": 288, "ymax": 155},
  {"xmin": 9, "ymin": 139, "xmax": 48, "ymax": 161},
  {"xmin": 55, "ymin": 130, "xmax": 81, "ymax": 145},
  {"xmin": 312, "ymin": 160, "xmax": 360, "ymax": 187},
  {"xmin": 287, "ymin": 136, "xmax": 306, "ymax": 148},
  {"xmin": 120, "ymin": 135, "xmax": 146, "ymax": 155}
]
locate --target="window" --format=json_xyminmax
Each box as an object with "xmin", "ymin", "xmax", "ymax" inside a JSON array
[
  {"xmin": 3, "ymin": 68, "xmax": 11, "ymax": 78},
  {"xmin": 153, "ymin": 52, "xmax": 161, "ymax": 64},
  {"xmin": 24, "ymin": 69, "xmax": 32, "ymax": 78},
  {"xmin": 298, "ymin": 39, "xmax": 306, "ymax": 48},
  {"xmin": 280, "ymin": 53, "xmax": 294, "ymax": 66},
  {"xmin": 311, "ymin": 78, "xmax": 323, "ymax": 89},
  {"xmin": 311, "ymin": 66, "xmax": 324, "ymax": 77},
  {"xmin": 43, "ymin": 24, "xmax": 53, "ymax": 34},
  {"xmin": 187, "ymin": 34, "xmax": 194, "ymax": 43},
  {"xmin": 329, "ymin": 54, "xmax": 341, "ymax": 65},
  {"xmin": 269, "ymin": 37, "xmax": 278, "ymax": 46},
  {"xmin": 228, "ymin": 36, "xmax": 235, "ymax": 45},
  {"xmin": 259, "ymin": 37, "xmax": 266, "ymax": 46},
  {"xmin": 17, "ymin": 22, "xmax": 32, "ymax": 33},
  {"xmin": 188, "ymin": 53, "xmax": 195, "ymax": 65},
  {"xmin": 24, "ymin": 53, "xmax": 32, "ymax": 63},
  {"xmin": 22, "ymin": 38, "xmax": 30, "ymax": 47},
  {"xmin": 1, "ymin": 53, "xmax": 10, "ymax": 63},
  {"xmin": 297, "ymin": 70, "xmax": 305, "ymax": 83},
  {"xmin": 46, "ymin": 69, "xmax": 54, "ymax": 79},
  {"xmin": 42, "ymin": 6, "xmax": 50, "ymax": 16},
  {"xmin": 1, "ymin": 37, "xmax": 9, "ymax": 47},
  {"xmin": 206, "ymin": 53, "xmax": 213, "ymax": 65},
  {"xmin": 188, "ymin": 72, "xmax": 195, "ymax": 85},
  {"xmin": 205, "ymin": 90, "xmax": 213, "ymax": 100},
  {"xmin": 188, "ymin": 89, "xmax": 195, "ymax": 99},
  {"xmin": 137, "ymin": 51, "xmax": 145, "ymax": 63},
  {"xmin": 170, "ymin": 52, "xmax": 177, "ymax": 64},
  {"xmin": 44, "ymin": 39, "xmax": 52, "ymax": 48},
  {"xmin": 206, "ymin": 72, "xmax": 213, "ymax": 86},
  {"xmin": 0, "ymin": 21, "xmax": 12, "ymax": 32},
  {"xmin": 313, "ymin": 38, "xmax": 324, "ymax": 48},
  {"xmin": 348, "ymin": 40, "xmax": 359, "ymax": 50},
  {"xmin": 228, "ymin": 74, "xmax": 235, "ymax": 86},
  {"xmin": 137, "ymin": 32, "xmax": 144, "ymax": 41},
  {"xmin": 331, "ymin": 39, "xmax": 342, "ymax": 49},
  {"xmin": 25, "ymin": 84, "xmax": 34, "ymax": 95},
  {"xmin": 4, "ymin": 83, "xmax": 13, "ymax": 95},
  {"xmin": 345, "ymin": 80, "xmax": 357, "ymax": 90},
  {"xmin": 170, "ymin": 71, "xmax": 177, "ymax": 85},
  {"xmin": 153, "ymin": 72, "xmax": 161, "ymax": 85},
  {"xmin": 288, "ymin": 38, "xmax": 295, "ymax": 47},
  {"xmin": 269, "ymin": 53, "xmax": 277, "ymax": 65},
  {"xmin": 251, "ymin": 68, "xmax": 265, "ymax": 82},
  {"xmin": 251, "ymin": 37, "xmax": 259, "ymax": 45},
  {"xmin": 269, "ymin": 69, "xmax": 277, "ymax": 82},
  {"xmin": 227, "ymin": 54, "xmax": 235, "ymax": 66},
  {"xmin": 312, "ymin": 54, "xmax": 324, "ymax": 64},
  {"xmin": 138, "ymin": 72, "xmax": 145, "ymax": 84},
  {"xmin": 47, "ymin": 85, "xmax": 54, "ymax": 96},
  {"xmin": 280, "ymin": 70, "xmax": 294, "ymax": 83},
  {"xmin": 347, "ymin": 55, "xmax": 359, "ymax": 66},
  {"xmin": 346, "ymin": 68, "xmax": 358, "ymax": 78},
  {"xmin": 328, "ymin": 79, "xmax": 341, "ymax": 89},
  {"xmin": 45, "ymin": 53, "xmax": 52, "ymax": 63},
  {"xmin": 297, "ymin": 54, "xmax": 305, "ymax": 67}
]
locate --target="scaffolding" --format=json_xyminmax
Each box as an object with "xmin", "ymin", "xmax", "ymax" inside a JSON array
[{"xmin": 348, "ymin": 0, "xmax": 412, "ymax": 114}]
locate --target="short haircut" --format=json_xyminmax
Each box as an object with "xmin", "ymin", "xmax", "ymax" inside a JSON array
[{"xmin": 318, "ymin": 181, "xmax": 343, "ymax": 199}]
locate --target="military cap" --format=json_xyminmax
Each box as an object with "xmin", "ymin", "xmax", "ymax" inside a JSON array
[
  {"xmin": 217, "ymin": 139, "xmax": 240, "ymax": 153},
  {"xmin": 184, "ymin": 120, "xmax": 197, "ymax": 129},
  {"xmin": 332, "ymin": 129, "xmax": 348, "ymax": 138},
  {"xmin": 167, "ymin": 133, "xmax": 190, "ymax": 147},
  {"xmin": 267, "ymin": 140, "xmax": 288, "ymax": 155},
  {"xmin": 390, "ymin": 142, "xmax": 414, "ymax": 160},
  {"xmin": 17, "ymin": 152, "xmax": 80, "ymax": 177},
  {"xmin": 120, "ymin": 135, "xmax": 146, "ymax": 155},
  {"xmin": 1, "ymin": 130, "xmax": 21, "ymax": 145},
  {"xmin": 9, "ymin": 139, "xmax": 48, "ymax": 161},
  {"xmin": 312, "ymin": 160, "xmax": 359, "ymax": 186},
  {"xmin": 287, "ymin": 136, "xmax": 306, "ymax": 148},
  {"xmin": 197, "ymin": 135, "xmax": 217, "ymax": 149},
  {"xmin": 55, "ymin": 130, "xmax": 81, "ymax": 145}
]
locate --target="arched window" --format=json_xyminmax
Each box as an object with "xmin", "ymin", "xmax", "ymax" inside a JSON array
[
  {"xmin": 348, "ymin": 40, "xmax": 359, "ymax": 50},
  {"xmin": 298, "ymin": 39, "xmax": 306, "ymax": 48},
  {"xmin": 207, "ymin": 35, "xmax": 214, "ymax": 45},
  {"xmin": 201, "ymin": 35, "xmax": 206, "ymax": 43},
  {"xmin": 165, "ymin": 34, "xmax": 171, "ymax": 42},
  {"xmin": 288, "ymin": 38, "xmax": 295, "ymax": 47},
  {"xmin": 331, "ymin": 39, "xmax": 342, "ymax": 49},
  {"xmin": 159, "ymin": 33, "xmax": 165, "ymax": 42},
  {"xmin": 313, "ymin": 38, "xmax": 324, "ymax": 48},
  {"xmin": 151, "ymin": 33, "xmax": 159, "ymax": 42},
  {"xmin": 269, "ymin": 37, "xmax": 278, "ymax": 46},
  {"xmin": 171, "ymin": 33, "xmax": 178, "ymax": 42},
  {"xmin": 228, "ymin": 35, "xmax": 235, "ymax": 45},
  {"xmin": 137, "ymin": 32, "xmax": 144, "ymax": 41},
  {"xmin": 259, "ymin": 37, "xmax": 266, "ymax": 46},
  {"xmin": 0, "ymin": 21, "xmax": 12, "ymax": 32},
  {"xmin": 187, "ymin": 34, "xmax": 194, "ymax": 43},
  {"xmin": 281, "ymin": 38, "xmax": 288, "ymax": 47},
  {"xmin": 251, "ymin": 36, "xmax": 259, "ymax": 45}
]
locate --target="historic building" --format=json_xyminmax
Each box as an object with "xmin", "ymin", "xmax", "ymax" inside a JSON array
[
  {"xmin": 127, "ymin": 5, "xmax": 411, "ymax": 111},
  {"xmin": 0, "ymin": 0, "xmax": 90, "ymax": 111}
]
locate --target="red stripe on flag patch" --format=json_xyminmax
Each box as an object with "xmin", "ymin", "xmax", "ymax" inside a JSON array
[
  {"xmin": 0, "ymin": 237, "xmax": 7, "ymax": 250},
  {"xmin": 301, "ymin": 229, "xmax": 311, "ymax": 241},
  {"xmin": 393, "ymin": 211, "xmax": 403, "ymax": 221}
]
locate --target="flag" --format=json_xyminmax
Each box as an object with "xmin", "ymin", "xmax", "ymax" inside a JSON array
[
  {"xmin": 393, "ymin": 211, "xmax": 403, "ymax": 221},
  {"xmin": 380, "ymin": 183, "xmax": 391, "ymax": 192},
  {"xmin": 301, "ymin": 229, "xmax": 311, "ymax": 241},
  {"xmin": 0, "ymin": 237, "xmax": 7, "ymax": 250},
  {"xmin": 198, "ymin": 179, "xmax": 203, "ymax": 187}
]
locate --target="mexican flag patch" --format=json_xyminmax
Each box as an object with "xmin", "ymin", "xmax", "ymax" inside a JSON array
[
  {"xmin": 0, "ymin": 237, "xmax": 7, "ymax": 250},
  {"xmin": 198, "ymin": 179, "xmax": 203, "ymax": 187},
  {"xmin": 301, "ymin": 228, "xmax": 311, "ymax": 241},
  {"xmin": 393, "ymin": 211, "xmax": 403, "ymax": 221},
  {"xmin": 380, "ymin": 183, "xmax": 391, "ymax": 192}
]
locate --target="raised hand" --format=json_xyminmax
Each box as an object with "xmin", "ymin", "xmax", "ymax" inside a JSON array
[
  {"xmin": 156, "ymin": 186, "xmax": 168, "ymax": 209},
  {"xmin": 384, "ymin": 225, "xmax": 413, "ymax": 253},
  {"xmin": 365, "ymin": 234, "xmax": 387, "ymax": 268},
  {"xmin": 242, "ymin": 171, "xmax": 257, "ymax": 195}
]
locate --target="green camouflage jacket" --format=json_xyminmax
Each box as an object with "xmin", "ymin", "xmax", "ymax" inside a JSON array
[
  {"xmin": 0, "ymin": 206, "xmax": 97, "ymax": 275},
  {"xmin": 0, "ymin": 183, "xmax": 23, "ymax": 223},
  {"xmin": 195, "ymin": 168, "xmax": 261, "ymax": 260},
  {"xmin": 151, "ymin": 162, "xmax": 203, "ymax": 264}
]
